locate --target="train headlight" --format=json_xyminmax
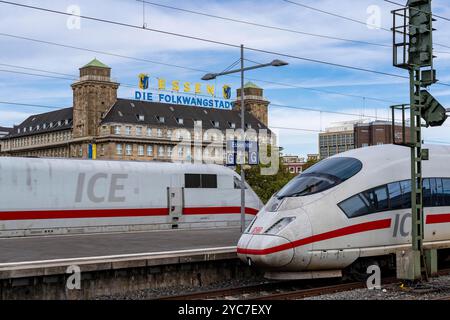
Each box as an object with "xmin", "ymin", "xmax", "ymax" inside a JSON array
[{"xmin": 265, "ymin": 217, "xmax": 296, "ymax": 235}]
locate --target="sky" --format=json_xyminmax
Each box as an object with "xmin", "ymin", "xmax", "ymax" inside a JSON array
[{"xmin": 1, "ymin": 0, "xmax": 450, "ymax": 157}]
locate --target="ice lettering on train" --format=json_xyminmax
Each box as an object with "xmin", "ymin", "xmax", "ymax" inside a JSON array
[
  {"xmin": 392, "ymin": 213, "xmax": 412, "ymax": 237},
  {"xmin": 74, "ymin": 173, "xmax": 128, "ymax": 203}
]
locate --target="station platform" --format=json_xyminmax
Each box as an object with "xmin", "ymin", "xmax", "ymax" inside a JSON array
[
  {"xmin": 0, "ymin": 227, "xmax": 242, "ymax": 264},
  {"xmin": 0, "ymin": 228, "xmax": 254, "ymax": 299}
]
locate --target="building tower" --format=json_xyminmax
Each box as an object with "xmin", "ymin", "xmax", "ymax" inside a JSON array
[
  {"xmin": 71, "ymin": 59, "xmax": 119, "ymax": 139},
  {"xmin": 235, "ymin": 82, "xmax": 270, "ymax": 126}
]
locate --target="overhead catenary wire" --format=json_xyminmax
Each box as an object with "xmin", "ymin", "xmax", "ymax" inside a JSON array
[
  {"xmin": 383, "ymin": 0, "xmax": 450, "ymax": 23},
  {"xmin": 0, "ymin": 62, "xmax": 397, "ymax": 120},
  {"xmin": 283, "ymin": 0, "xmax": 450, "ymax": 51},
  {"xmin": 0, "ymin": 32, "xmax": 400, "ymax": 104},
  {"xmin": 0, "ymin": 1, "xmax": 410, "ymax": 80},
  {"xmin": 136, "ymin": 0, "xmax": 391, "ymax": 48}
]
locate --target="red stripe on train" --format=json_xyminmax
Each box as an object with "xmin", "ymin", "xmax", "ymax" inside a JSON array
[
  {"xmin": 0, "ymin": 207, "xmax": 259, "ymax": 221},
  {"xmin": 426, "ymin": 213, "xmax": 450, "ymax": 224},
  {"xmin": 184, "ymin": 207, "xmax": 259, "ymax": 215},
  {"xmin": 237, "ymin": 219, "xmax": 392, "ymax": 255}
]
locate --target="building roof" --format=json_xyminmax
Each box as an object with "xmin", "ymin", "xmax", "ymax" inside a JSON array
[
  {"xmin": 4, "ymin": 98, "xmax": 269, "ymax": 139},
  {"xmin": 101, "ymin": 98, "xmax": 269, "ymax": 131},
  {"xmin": 244, "ymin": 81, "xmax": 261, "ymax": 89},
  {"xmin": 0, "ymin": 126, "xmax": 12, "ymax": 133},
  {"xmin": 82, "ymin": 58, "xmax": 109, "ymax": 69},
  {"xmin": 6, "ymin": 107, "xmax": 73, "ymax": 138}
]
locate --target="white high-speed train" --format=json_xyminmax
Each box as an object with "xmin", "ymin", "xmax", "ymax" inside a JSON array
[
  {"xmin": 237, "ymin": 144, "xmax": 450, "ymax": 280},
  {"xmin": 0, "ymin": 157, "xmax": 262, "ymax": 237}
]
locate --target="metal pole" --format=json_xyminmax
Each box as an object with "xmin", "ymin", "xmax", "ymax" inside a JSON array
[
  {"xmin": 240, "ymin": 44, "xmax": 246, "ymax": 233},
  {"xmin": 409, "ymin": 66, "xmax": 424, "ymax": 280}
]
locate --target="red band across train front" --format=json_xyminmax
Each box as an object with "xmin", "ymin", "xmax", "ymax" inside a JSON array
[
  {"xmin": 238, "ymin": 213, "xmax": 450, "ymax": 256},
  {"xmin": 237, "ymin": 219, "xmax": 393, "ymax": 255}
]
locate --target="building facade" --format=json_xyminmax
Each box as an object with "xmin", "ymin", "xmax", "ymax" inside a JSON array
[
  {"xmin": 319, "ymin": 122, "xmax": 356, "ymax": 159},
  {"xmin": 0, "ymin": 59, "xmax": 271, "ymax": 162},
  {"xmin": 0, "ymin": 126, "xmax": 11, "ymax": 139},
  {"xmin": 319, "ymin": 120, "xmax": 411, "ymax": 159},
  {"xmin": 281, "ymin": 155, "xmax": 306, "ymax": 174},
  {"xmin": 354, "ymin": 120, "xmax": 411, "ymax": 148},
  {"xmin": 0, "ymin": 126, "xmax": 12, "ymax": 153}
]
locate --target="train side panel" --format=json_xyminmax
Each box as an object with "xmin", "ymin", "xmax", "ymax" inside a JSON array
[{"xmin": 0, "ymin": 158, "xmax": 261, "ymax": 237}]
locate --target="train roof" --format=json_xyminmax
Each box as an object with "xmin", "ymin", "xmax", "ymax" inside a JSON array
[
  {"xmin": 331, "ymin": 144, "xmax": 450, "ymax": 163},
  {"xmin": 0, "ymin": 157, "xmax": 240, "ymax": 176}
]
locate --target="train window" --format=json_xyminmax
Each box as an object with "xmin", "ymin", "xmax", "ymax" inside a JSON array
[
  {"xmin": 302, "ymin": 157, "xmax": 363, "ymax": 181},
  {"xmin": 423, "ymin": 178, "xmax": 432, "ymax": 207},
  {"xmin": 185, "ymin": 174, "xmax": 201, "ymax": 188},
  {"xmin": 400, "ymin": 180, "xmax": 411, "ymax": 209},
  {"xmin": 276, "ymin": 157, "xmax": 362, "ymax": 199},
  {"xmin": 443, "ymin": 179, "xmax": 450, "ymax": 206},
  {"xmin": 185, "ymin": 174, "xmax": 217, "ymax": 189},
  {"xmin": 435, "ymin": 178, "xmax": 445, "ymax": 207},
  {"xmin": 276, "ymin": 174, "xmax": 336, "ymax": 198},
  {"xmin": 338, "ymin": 195, "xmax": 371, "ymax": 218},
  {"xmin": 388, "ymin": 182, "xmax": 403, "ymax": 210},
  {"xmin": 374, "ymin": 186, "xmax": 389, "ymax": 211},
  {"xmin": 201, "ymin": 174, "xmax": 217, "ymax": 189}
]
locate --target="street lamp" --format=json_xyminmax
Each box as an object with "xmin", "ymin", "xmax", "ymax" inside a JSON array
[{"xmin": 202, "ymin": 44, "xmax": 288, "ymax": 233}]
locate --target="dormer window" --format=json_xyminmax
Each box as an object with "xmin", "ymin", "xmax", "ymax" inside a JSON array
[
  {"xmin": 49, "ymin": 122, "xmax": 53, "ymax": 128},
  {"xmin": 43, "ymin": 123, "xmax": 47, "ymax": 129},
  {"xmin": 137, "ymin": 114, "xmax": 145, "ymax": 121},
  {"xmin": 18, "ymin": 128, "xmax": 21, "ymax": 133},
  {"xmin": 57, "ymin": 121, "xmax": 62, "ymax": 126},
  {"xmin": 194, "ymin": 120, "xmax": 202, "ymax": 126},
  {"xmin": 176, "ymin": 118, "xmax": 184, "ymax": 125},
  {"xmin": 246, "ymin": 123, "xmax": 252, "ymax": 129},
  {"xmin": 156, "ymin": 116, "xmax": 165, "ymax": 123},
  {"xmin": 228, "ymin": 122, "xmax": 236, "ymax": 129},
  {"xmin": 65, "ymin": 119, "xmax": 69, "ymax": 125},
  {"xmin": 29, "ymin": 126, "xmax": 32, "ymax": 131},
  {"xmin": 211, "ymin": 120, "xmax": 220, "ymax": 128},
  {"xmin": 36, "ymin": 125, "xmax": 40, "ymax": 130}
]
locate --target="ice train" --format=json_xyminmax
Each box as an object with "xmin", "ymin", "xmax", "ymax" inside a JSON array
[
  {"xmin": 237, "ymin": 144, "xmax": 450, "ymax": 279},
  {"xmin": 0, "ymin": 157, "xmax": 262, "ymax": 237}
]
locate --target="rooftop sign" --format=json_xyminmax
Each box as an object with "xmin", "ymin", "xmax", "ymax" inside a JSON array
[{"xmin": 134, "ymin": 74, "xmax": 234, "ymax": 110}]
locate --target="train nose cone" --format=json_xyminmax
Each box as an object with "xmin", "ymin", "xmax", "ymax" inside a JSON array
[{"xmin": 237, "ymin": 234, "xmax": 294, "ymax": 268}]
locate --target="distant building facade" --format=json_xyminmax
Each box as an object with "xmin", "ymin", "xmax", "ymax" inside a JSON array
[
  {"xmin": 354, "ymin": 120, "xmax": 411, "ymax": 148},
  {"xmin": 0, "ymin": 59, "xmax": 271, "ymax": 162},
  {"xmin": 319, "ymin": 122, "xmax": 356, "ymax": 159},
  {"xmin": 319, "ymin": 120, "xmax": 411, "ymax": 159},
  {"xmin": 281, "ymin": 155, "xmax": 306, "ymax": 174}
]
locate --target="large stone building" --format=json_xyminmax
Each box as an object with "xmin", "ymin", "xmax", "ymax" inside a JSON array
[
  {"xmin": 0, "ymin": 59, "xmax": 271, "ymax": 162},
  {"xmin": 319, "ymin": 120, "xmax": 411, "ymax": 159},
  {"xmin": 0, "ymin": 126, "xmax": 12, "ymax": 139},
  {"xmin": 0, "ymin": 126, "xmax": 12, "ymax": 153}
]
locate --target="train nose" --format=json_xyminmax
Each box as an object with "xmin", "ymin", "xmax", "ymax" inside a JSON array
[{"xmin": 237, "ymin": 233, "xmax": 294, "ymax": 268}]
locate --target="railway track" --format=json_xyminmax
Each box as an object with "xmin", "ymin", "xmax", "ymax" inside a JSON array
[
  {"xmin": 157, "ymin": 278, "xmax": 393, "ymax": 300},
  {"xmin": 158, "ymin": 268, "xmax": 450, "ymax": 300}
]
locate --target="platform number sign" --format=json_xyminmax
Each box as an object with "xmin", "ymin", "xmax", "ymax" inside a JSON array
[{"xmin": 226, "ymin": 140, "xmax": 259, "ymax": 166}]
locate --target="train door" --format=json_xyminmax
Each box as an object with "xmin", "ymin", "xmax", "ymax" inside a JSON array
[{"xmin": 167, "ymin": 187, "xmax": 184, "ymax": 229}]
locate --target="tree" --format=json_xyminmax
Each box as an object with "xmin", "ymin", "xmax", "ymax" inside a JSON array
[{"xmin": 239, "ymin": 159, "xmax": 295, "ymax": 204}]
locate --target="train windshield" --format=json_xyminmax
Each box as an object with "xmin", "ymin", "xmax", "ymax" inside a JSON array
[{"xmin": 276, "ymin": 157, "xmax": 363, "ymax": 199}]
